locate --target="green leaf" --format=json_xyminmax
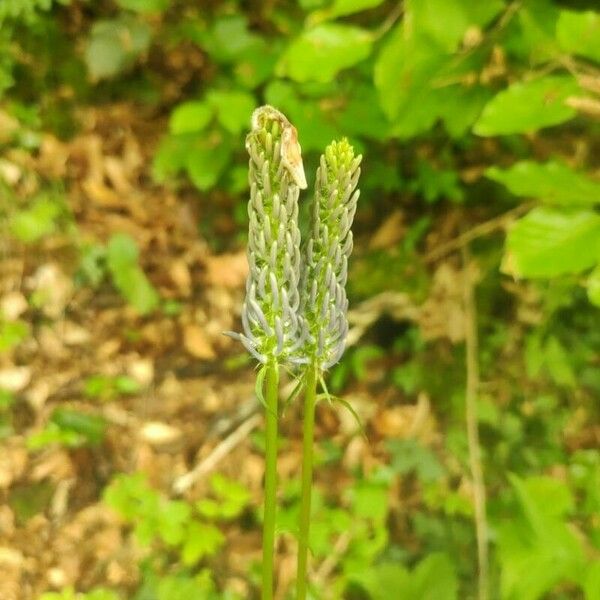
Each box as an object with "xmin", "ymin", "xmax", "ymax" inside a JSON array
[
  {"xmin": 206, "ymin": 89, "xmax": 255, "ymax": 134},
  {"xmin": 498, "ymin": 475, "xmax": 585, "ymax": 600},
  {"xmin": 185, "ymin": 137, "xmax": 232, "ymax": 191},
  {"xmin": 584, "ymin": 561, "xmax": 600, "ymax": 600},
  {"xmin": 486, "ymin": 161, "xmax": 600, "ymax": 206},
  {"xmin": 504, "ymin": 208, "xmax": 600, "ymax": 278},
  {"xmin": 512, "ymin": 0, "xmax": 560, "ymax": 63},
  {"xmin": 50, "ymin": 408, "xmax": 107, "ymax": 446},
  {"xmin": 158, "ymin": 500, "xmax": 191, "ymax": 545},
  {"xmin": 103, "ymin": 472, "xmax": 151, "ymax": 521},
  {"xmin": 474, "ymin": 76, "xmax": 580, "ymax": 136},
  {"xmin": 374, "ymin": 27, "xmax": 445, "ymax": 124},
  {"xmin": 169, "ymin": 101, "xmax": 213, "ymax": 134},
  {"xmin": 196, "ymin": 15, "xmax": 260, "ymax": 64},
  {"xmin": 410, "ymin": 0, "xmax": 503, "ymax": 52},
  {"xmin": 544, "ymin": 336, "xmax": 576, "ymax": 388},
  {"xmin": 557, "ymin": 10, "xmax": 600, "ymax": 64},
  {"xmin": 264, "ymin": 81, "xmax": 338, "ymax": 151},
  {"xmin": 327, "ymin": 0, "xmax": 386, "ymax": 18},
  {"xmin": 116, "ymin": 0, "xmax": 169, "ymax": 13},
  {"xmin": 277, "ymin": 24, "xmax": 372, "ymax": 83},
  {"xmin": 106, "ymin": 234, "xmax": 159, "ymax": 315},
  {"xmin": 359, "ymin": 553, "xmax": 458, "ymax": 600},
  {"xmin": 0, "ymin": 320, "xmax": 29, "ymax": 352},
  {"xmin": 10, "ymin": 197, "xmax": 61, "ymax": 243},
  {"xmin": 180, "ymin": 520, "xmax": 224, "ymax": 565},
  {"xmin": 209, "ymin": 473, "xmax": 250, "ymax": 519},
  {"xmin": 587, "ymin": 265, "xmax": 600, "ymax": 307},
  {"xmin": 375, "ymin": 28, "xmax": 487, "ymax": 138},
  {"xmin": 410, "ymin": 553, "xmax": 459, "ymax": 600},
  {"xmin": 85, "ymin": 17, "xmax": 151, "ymax": 80}
]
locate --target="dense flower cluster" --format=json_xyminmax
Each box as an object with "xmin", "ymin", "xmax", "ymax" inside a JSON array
[
  {"xmin": 228, "ymin": 106, "xmax": 305, "ymax": 364},
  {"xmin": 300, "ymin": 139, "xmax": 361, "ymax": 369}
]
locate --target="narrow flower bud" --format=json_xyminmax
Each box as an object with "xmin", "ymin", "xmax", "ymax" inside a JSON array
[{"xmin": 299, "ymin": 139, "xmax": 361, "ymax": 370}]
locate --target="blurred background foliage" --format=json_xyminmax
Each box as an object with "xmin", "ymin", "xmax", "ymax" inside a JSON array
[{"xmin": 1, "ymin": 0, "xmax": 600, "ymax": 599}]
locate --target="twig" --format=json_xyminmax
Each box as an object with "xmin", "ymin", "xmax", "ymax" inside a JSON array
[
  {"xmin": 172, "ymin": 412, "xmax": 262, "ymax": 494},
  {"xmin": 424, "ymin": 203, "xmax": 533, "ymax": 264},
  {"xmin": 374, "ymin": 2, "xmax": 404, "ymax": 40},
  {"xmin": 312, "ymin": 531, "xmax": 352, "ymax": 586},
  {"xmin": 461, "ymin": 245, "xmax": 489, "ymax": 600}
]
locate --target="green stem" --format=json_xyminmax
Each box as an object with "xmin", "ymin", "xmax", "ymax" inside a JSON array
[
  {"xmin": 262, "ymin": 361, "xmax": 279, "ymax": 600},
  {"xmin": 296, "ymin": 364, "xmax": 318, "ymax": 600}
]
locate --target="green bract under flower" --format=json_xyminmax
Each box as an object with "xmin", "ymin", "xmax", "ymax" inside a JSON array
[{"xmin": 300, "ymin": 138, "xmax": 361, "ymax": 370}]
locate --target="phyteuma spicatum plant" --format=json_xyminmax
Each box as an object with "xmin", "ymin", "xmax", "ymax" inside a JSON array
[
  {"xmin": 226, "ymin": 105, "xmax": 306, "ymax": 600},
  {"xmin": 296, "ymin": 138, "xmax": 362, "ymax": 600}
]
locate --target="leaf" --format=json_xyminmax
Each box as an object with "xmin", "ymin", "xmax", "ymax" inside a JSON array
[
  {"xmin": 0, "ymin": 320, "xmax": 29, "ymax": 352},
  {"xmin": 513, "ymin": 0, "xmax": 560, "ymax": 63},
  {"xmin": 184, "ymin": 137, "xmax": 231, "ymax": 191},
  {"xmin": 486, "ymin": 161, "xmax": 600, "ymax": 206},
  {"xmin": 498, "ymin": 475, "xmax": 585, "ymax": 600},
  {"xmin": 157, "ymin": 500, "xmax": 191, "ymax": 545},
  {"xmin": 359, "ymin": 553, "xmax": 458, "ymax": 600},
  {"xmin": 410, "ymin": 553, "xmax": 459, "ymax": 600},
  {"xmin": 374, "ymin": 25, "xmax": 489, "ymax": 138},
  {"xmin": 557, "ymin": 10, "xmax": 600, "ymax": 64},
  {"xmin": 169, "ymin": 101, "xmax": 213, "ymax": 134},
  {"xmin": 374, "ymin": 27, "xmax": 445, "ymax": 123},
  {"xmin": 277, "ymin": 24, "xmax": 372, "ymax": 83},
  {"xmin": 85, "ymin": 17, "xmax": 151, "ymax": 80},
  {"xmin": 264, "ymin": 81, "xmax": 338, "ymax": 151},
  {"xmin": 410, "ymin": 0, "xmax": 503, "ymax": 52},
  {"xmin": 180, "ymin": 520, "xmax": 224, "ymax": 565},
  {"xmin": 106, "ymin": 234, "xmax": 159, "ymax": 315},
  {"xmin": 587, "ymin": 265, "xmax": 600, "ymax": 307},
  {"xmin": 10, "ymin": 197, "xmax": 61, "ymax": 243},
  {"xmin": 474, "ymin": 76, "xmax": 580, "ymax": 136},
  {"xmin": 584, "ymin": 561, "xmax": 600, "ymax": 600},
  {"xmin": 206, "ymin": 89, "xmax": 255, "ymax": 134},
  {"xmin": 503, "ymin": 207, "xmax": 600, "ymax": 278},
  {"xmin": 327, "ymin": 0, "xmax": 386, "ymax": 18},
  {"xmin": 50, "ymin": 408, "xmax": 107, "ymax": 446},
  {"xmin": 116, "ymin": 0, "xmax": 170, "ymax": 13}
]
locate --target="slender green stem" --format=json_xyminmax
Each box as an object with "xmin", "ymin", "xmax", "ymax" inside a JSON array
[
  {"xmin": 296, "ymin": 364, "xmax": 318, "ymax": 600},
  {"xmin": 262, "ymin": 361, "xmax": 279, "ymax": 600}
]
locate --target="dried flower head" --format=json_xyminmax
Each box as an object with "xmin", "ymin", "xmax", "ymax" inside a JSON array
[
  {"xmin": 299, "ymin": 139, "xmax": 361, "ymax": 370},
  {"xmin": 227, "ymin": 106, "xmax": 305, "ymax": 364}
]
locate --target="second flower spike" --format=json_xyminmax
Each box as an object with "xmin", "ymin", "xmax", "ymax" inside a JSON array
[{"xmin": 300, "ymin": 138, "xmax": 362, "ymax": 370}]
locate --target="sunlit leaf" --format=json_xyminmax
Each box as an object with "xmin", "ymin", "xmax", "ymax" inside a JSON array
[
  {"xmin": 474, "ymin": 76, "xmax": 580, "ymax": 135},
  {"xmin": 277, "ymin": 24, "xmax": 372, "ymax": 83},
  {"xmin": 328, "ymin": 0, "xmax": 386, "ymax": 18},
  {"xmin": 487, "ymin": 161, "xmax": 600, "ymax": 206},
  {"xmin": 410, "ymin": 0, "xmax": 503, "ymax": 52},
  {"xmin": 169, "ymin": 101, "xmax": 213, "ymax": 134},
  {"xmin": 9, "ymin": 197, "xmax": 61, "ymax": 243},
  {"xmin": 498, "ymin": 475, "xmax": 585, "ymax": 600},
  {"xmin": 504, "ymin": 208, "xmax": 600, "ymax": 278},
  {"xmin": 207, "ymin": 89, "xmax": 255, "ymax": 134},
  {"xmin": 557, "ymin": 9, "xmax": 600, "ymax": 64}
]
